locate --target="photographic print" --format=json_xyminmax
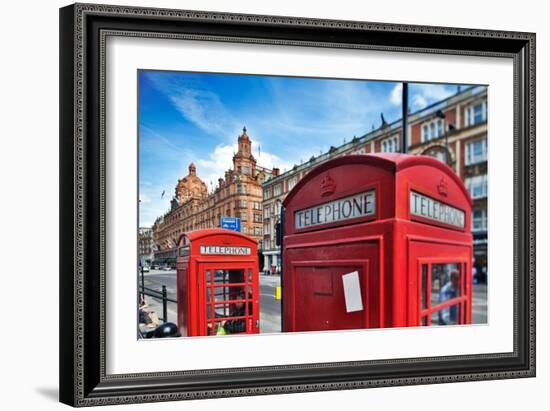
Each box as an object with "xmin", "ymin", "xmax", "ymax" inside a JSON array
[
  {"xmin": 137, "ymin": 71, "xmax": 488, "ymax": 339},
  {"xmin": 60, "ymin": 4, "xmax": 535, "ymax": 405}
]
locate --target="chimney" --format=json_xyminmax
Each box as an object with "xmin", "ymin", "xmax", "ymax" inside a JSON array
[
  {"xmin": 272, "ymin": 167, "xmax": 280, "ymax": 177},
  {"xmin": 218, "ymin": 178, "xmax": 224, "ymax": 188}
]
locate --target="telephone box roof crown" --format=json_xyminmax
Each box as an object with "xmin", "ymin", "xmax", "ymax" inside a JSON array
[
  {"xmin": 283, "ymin": 153, "xmax": 471, "ymax": 208},
  {"xmin": 177, "ymin": 228, "xmax": 258, "ymax": 246}
]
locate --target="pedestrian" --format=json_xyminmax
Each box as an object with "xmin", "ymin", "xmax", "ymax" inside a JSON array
[
  {"xmin": 219, "ymin": 289, "xmax": 252, "ymax": 334},
  {"xmin": 139, "ymin": 296, "xmax": 149, "ymax": 324},
  {"xmin": 438, "ymin": 270, "xmax": 460, "ymax": 325}
]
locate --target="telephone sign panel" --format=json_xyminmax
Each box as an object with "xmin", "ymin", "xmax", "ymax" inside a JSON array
[
  {"xmin": 294, "ymin": 190, "xmax": 375, "ymax": 229},
  {"xmin": 282, "ymin": 153, "xmax": 473, "ymax": 331}
]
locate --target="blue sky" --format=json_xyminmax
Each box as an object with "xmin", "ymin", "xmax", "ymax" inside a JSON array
[{"xmin": 139, "ymin": 70, "xmax": 470, "ymax": 226}]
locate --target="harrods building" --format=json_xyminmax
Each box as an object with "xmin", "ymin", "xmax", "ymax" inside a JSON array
[{"xmin": 152, "ymin": 128, "xmax": 273, "ymax": 263}]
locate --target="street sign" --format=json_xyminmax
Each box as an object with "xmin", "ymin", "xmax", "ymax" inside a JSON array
[{"xmin": 221, "ymin": 217, "xmax": 241, "ymax": 232}]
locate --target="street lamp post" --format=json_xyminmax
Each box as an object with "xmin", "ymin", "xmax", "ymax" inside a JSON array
[
  {"xmin": 274, "ymin": 198, "xmax": 283, "ymax": 275},
  {"xmin": 401, "ymin": 82, "xmax": 408, "ymax": 153},
  {"xmin": 140, "ymin": 262, "xmax": 145, "ymax": 299},
  {"xmin": 436, "ymin": 110, "xmax": 450, "ymax": 164}
]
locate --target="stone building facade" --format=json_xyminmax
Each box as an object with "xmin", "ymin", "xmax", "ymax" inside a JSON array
[
  {"xmin": 152, "ymin": 128, "xmax": 272, "ymax": 263},
  {"xmin": 261, "ymin": 86, "xmax": 488, "ymax": 278},
  {"xmin": 138, "ymin": 227, "xmax": 154, "ymax": 266}
]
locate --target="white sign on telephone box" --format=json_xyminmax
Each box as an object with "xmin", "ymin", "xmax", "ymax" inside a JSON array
[{"xmin": 342, "ymin": 271, "xmax": 363, "ymax": 313}]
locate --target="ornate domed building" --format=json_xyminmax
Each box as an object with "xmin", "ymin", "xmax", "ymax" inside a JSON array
[
  {"xmin": 152, "ymin": 128, "xmax": 277, "ymax": 258},
  {"xmin": 174, "ymin": 163, "xmax": 208, "ymax": 205}
]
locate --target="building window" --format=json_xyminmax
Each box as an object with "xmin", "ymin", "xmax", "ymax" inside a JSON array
[
  {"xmin": 465, "ymin": 101, "xmax": 487, "ymax": 127},
  {"xmin": 244, "ymin": 165, "xmax": 250, "ymax": 175},
  {"xmin": 254, "ymin": 213, "xmax": 262, "ymax": 223},
  {"xmin": 265, "ymin": 238, "xmax": 271, "ymax": 250},
  {"xmin": 264, "ymin": 207, "xmax": 271, "ymax": 218},
  {"xmin": 235, "ymin": 199, "xmax": 248, "ymax": 208},
  {"xmin": 465, "ymin": 174, "xmax": 488, "ymax": 199},
  {"xmin": 239, "ymin": 212, "xmax": 248, "ymax": 221},
  {"xmin": 472, "ymin": 209, "xmax": 488, "ymax": 232},
  {"xmin": 465, "ymin": 138, "xmax": 488, "ymax": 165},
  {"xmin": 288, "ymin": 176, "xmax": 298, "ymax": 191},
  {"xmin": 264, "ymin": 223, "xmax": 271, "ymax": 235},
  {"xmin": 421, "ymin": 119, "xmax": 444, "ymax": 143},
  {"xmin": 237, "ymin": 184, "xmax": 245, "ymax": 194},
  {"xmin": 381, "ymin": 135, "xmax": 399, "ymax": 153},
  {"xmin": 254, "ymin": 227, "xmax": 261, "ymax": 236},
  {"xmin": 273, "ymin": 183, "xmax": 282, "ymax": 197},
  {"xmin": 253, "ymin": 201, "xmax": 261, "ymax": 210},
  {"xmin": 263, "ymin": 188, "xmax": 271, "ymax": 200}
]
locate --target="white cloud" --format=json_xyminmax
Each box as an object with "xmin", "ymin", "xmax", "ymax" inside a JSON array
[
  {"xmin": 196, "ymin": 144, "xmax": 235, "ymax": 190},
  {"xmin": 170, "ymin": 89, "xmax": 237, "ymax": 136},
  {"xmin": 140, "ymin": 126, "xmax": 194, "ymax": 162},
  {"xmin": 252, "ymin": 140, "xmax": 292, "ymax": 171},
  {"xmin": 147, "ymin": 74, "xmax": 239, "ymax": 137},
  {"xmin": 138, "ymin": 183, "xmax": 174, "ymax": 227},
  {"xmin": 410, "ymin": 84, "xmax": 456, "ymax": 110},
  {"xmin": 390, "ymin": 83, "xmax": 402, "ymax": 106},
  {"xmin": 390, "ymin": 83, "xmax": 458, "ymax": 111},
  {"xmin": 412, "ymin": 94, "xmax": 428, "ymax": 108},
  {"xmin": 195, "ymin": 140, "xmax": 293, "ymax": 192},
  {"xmin": 139, "ymin": 193, "xmax": 151, "ymax": 204}
]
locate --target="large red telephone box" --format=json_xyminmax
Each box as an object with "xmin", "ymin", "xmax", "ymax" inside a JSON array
[
  {"xmin": 282, "ymin": 153, "xmax": 473, "ymax": 332},
  {"xmin": 176, "ymin": 229, "xmax": 260, "ymax": 337}
]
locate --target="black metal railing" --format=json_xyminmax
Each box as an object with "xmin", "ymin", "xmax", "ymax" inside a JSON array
[{"xmin": 139, "ymin": 285, "xmax": 176, "ymax": 323}]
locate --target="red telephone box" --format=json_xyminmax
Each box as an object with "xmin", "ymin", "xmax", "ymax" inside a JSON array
[
  {"xmin": 176, "ymin": 228, "xmax": 260, "ymax": 336},
  {"xmin": 282, "ymin": 153, "xmax": 473, "ymax": 332}
]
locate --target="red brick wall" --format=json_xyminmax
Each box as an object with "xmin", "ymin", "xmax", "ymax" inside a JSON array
[
  {"xmin": 410, "ymin": 123, "xmax": 422, "ymax": 146},
  {"xmin": 444, "ymin": 108, "xmax": 457, "ymax": 129}
]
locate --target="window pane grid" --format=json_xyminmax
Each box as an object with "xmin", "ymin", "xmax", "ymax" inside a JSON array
[
  {"xmin": 420, "ymin": 262, "xmax": 465, "ymax": 326},
  {"xmin": 205, "ymin": 268, "xmax": 253, "ymax": 335}
]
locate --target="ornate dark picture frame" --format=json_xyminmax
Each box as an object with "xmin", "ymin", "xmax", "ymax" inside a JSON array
[{"xmin": 59, "ymin": 3, "xmax": 535, "ymax": 407}]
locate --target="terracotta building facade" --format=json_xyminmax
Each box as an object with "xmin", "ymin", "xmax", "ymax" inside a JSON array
[
  {"xmin": 152, "ymin": 128, "xmax": 271, "ymax": 263},
  {"xmin": 261, "ymin": 86, "xmax": 488, "ymax": 279},
  {"xmin": 138, "ymin": 227, "xmax": 154, "ymax": 266}
]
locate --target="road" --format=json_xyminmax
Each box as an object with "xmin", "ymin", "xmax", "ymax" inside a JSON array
[
  {"xmin": 259, "ymin": 275, "xmax": 281, "ymax": 333},
  {"xmin": 139, "ymin": 270, "xmax": 487, "ymax": 334},
  {"xmin": 139, "ymin": 270, "xmax": 281, "ymax": 333},
  {"xmin": 472, "ymin": 282, "xmax": 488, "ymax": 324},
  {"xmin": 140, "ymin": 269, "xmax": 178, "ymax": 325}
]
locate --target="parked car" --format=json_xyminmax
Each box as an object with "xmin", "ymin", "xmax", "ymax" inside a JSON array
[{"xmin": 142, "ymin": 265, "xmax": 150, "ymax": 273}]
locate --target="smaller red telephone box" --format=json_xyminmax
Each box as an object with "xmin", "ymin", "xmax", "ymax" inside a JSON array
[
  {"xmin": 282, "ymin": 153, "xmax": 473, "ymax": 332},
  {"xmin": 175, "ymin": 229, "xmax": 260, "ymax": 337}
]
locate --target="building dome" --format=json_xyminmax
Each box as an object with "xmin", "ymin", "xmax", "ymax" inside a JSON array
[{"xmin": 175, "ymin": 163, "xmax": 208, "ymax": 203}]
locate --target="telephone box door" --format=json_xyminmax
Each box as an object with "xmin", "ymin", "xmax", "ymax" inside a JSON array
[
  {"xmin": 199, "ymin": 262, "xmax": 259, "ymax": 336},
  {"xmin": 408, "ymin": 241, "xmax": 472, "ymax": 326},
  {"xmin": 285, "ymin": 240, "xmax": 379, "ymax": 332}
]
